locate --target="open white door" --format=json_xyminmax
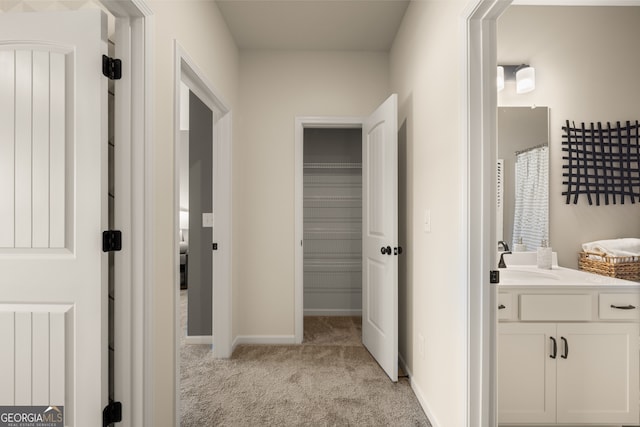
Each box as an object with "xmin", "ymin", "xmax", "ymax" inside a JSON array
[
  {"xmin": 362, "ymin": 94, "xmax": 399, "ymax": 382},
  {"xmin": 0, "ymin": 9, "xmax": 108, "ymax": 425}
]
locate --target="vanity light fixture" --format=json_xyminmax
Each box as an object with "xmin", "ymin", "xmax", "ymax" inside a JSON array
[
  {"xmin": 497, "ymin": 64, "xmax": 535, "ymax": 94},
  {"xmin": 516, "ymin": 66, "xmax": 535, "ymax": 94}
]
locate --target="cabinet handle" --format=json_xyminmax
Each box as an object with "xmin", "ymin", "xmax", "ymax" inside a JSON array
[
  {"xmin": 560, "ymin": 336, "xmax": 568, "ymax": 359},
  {"xmin": 550, "ymin": 337, "xmax": 557, "ymax": 359},
  {"xmin": 610, "ymin": 304, "xmax": 637, "ymax": 310},
  {"xmin": 498, "ymin": 304, "xmax": 506, "ymax": 310}
]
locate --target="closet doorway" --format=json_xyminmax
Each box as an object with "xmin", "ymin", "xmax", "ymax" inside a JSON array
[
  {"xmin": 295, "ymin": 95, "xmax": 400, "ymax": 382},
  {"xmin": 302, "ymin": 127, "xmax": 363, "ymax": 326}
]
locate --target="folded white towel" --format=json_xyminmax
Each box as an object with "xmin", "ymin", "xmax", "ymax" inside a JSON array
[{"xmin": 582, "ymin": 238, "xmax": 640, "ymax": 257}]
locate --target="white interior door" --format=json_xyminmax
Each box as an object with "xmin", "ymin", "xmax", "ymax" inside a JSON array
[
  {"xmin": 362, "ymin": 94, "xmax": 398, "ymax": 382},
  {"xmin": 0, "ymin": 9, "xmax": 108, "ymax": 426}
]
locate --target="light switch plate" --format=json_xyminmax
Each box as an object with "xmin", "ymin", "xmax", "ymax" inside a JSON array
[{"xmin": 202, "ymin": 212, "xmax": 214, "ymax": 228}]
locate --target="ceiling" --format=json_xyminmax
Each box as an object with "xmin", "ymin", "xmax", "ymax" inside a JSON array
[{"xmin": 215, "ymin": 0, "xmax": 410, "ymax": 51}]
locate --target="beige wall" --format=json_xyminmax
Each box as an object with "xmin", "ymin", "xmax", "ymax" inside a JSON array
[
  {"xmin": 149, "ymin": 1, "xmax": 239, "ymax": 424},
  {"xmin": 233, "ymin": 50, "xmax": 390, "ymax": 337},
  {"xmin": 390, "ymin": 1, "xmax": 468, "ymax": 426},
  {"xmin": 498, "ymin": 6, "xmax": 640, "ymax": 268}
]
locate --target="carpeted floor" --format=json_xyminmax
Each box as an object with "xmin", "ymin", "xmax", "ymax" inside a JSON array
[{"xmin": 180, "ymin": 290, "xmax": 431, "ymax": 426}]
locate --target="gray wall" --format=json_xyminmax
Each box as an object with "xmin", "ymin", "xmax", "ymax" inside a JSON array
[
  {"xmin": 498, "ymin": 106, "xmax": 549, "ymax": 248},
  {"xmin": 188, "ymin": 91, "xmax": 213, "ymax": 336}
]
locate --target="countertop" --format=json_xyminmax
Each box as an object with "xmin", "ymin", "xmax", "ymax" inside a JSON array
[{"xmin": 497, "ymin": 265, "xmax": 640, "ymax": 289}]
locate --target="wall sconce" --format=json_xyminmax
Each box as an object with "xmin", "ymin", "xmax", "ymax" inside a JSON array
[
  {"xmin": 497, "ymin": 66, "xmax": 505, "ymax": 92},
  {"xmin": 497, "ymin": 64, "xmax": 535, "ymax": 94}
]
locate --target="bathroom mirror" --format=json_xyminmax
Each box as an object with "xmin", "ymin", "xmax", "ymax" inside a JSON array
[{"xmin": 497, "ymin": 106, "xmax": 550, "ymax": 251}]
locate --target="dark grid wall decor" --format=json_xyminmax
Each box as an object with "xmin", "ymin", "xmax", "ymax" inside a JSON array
[{"xmin": 562, "ymin": 120, "xmax": 640, "ymax": 205}]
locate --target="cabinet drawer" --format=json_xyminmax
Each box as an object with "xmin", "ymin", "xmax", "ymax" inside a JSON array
[
  {"xmin": 520, "ymin": 294, "xmax": 593, "ymax": 321},
  {"xmin": 599, "ymin": 293, "xmax": 640, "ymax": 320},
  {"xmin": 498, "ymin": 293, "xmax": 516, "ymax": 320}
]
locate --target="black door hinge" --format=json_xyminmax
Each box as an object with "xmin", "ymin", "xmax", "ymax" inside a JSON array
[
  {"xmin": 102, "ymin": 230, "xmax": 122, "ymax": 252},
  {"xmin": 212, "ymin": 243, "xmax": 218, "ymax": 250},
  {"xmin": 102, "ymin": 55, "xmax": 122, "ymax": 80},
  {"xmin": 103, "ymin": 401, "xmax": 122, "ymax": 426}
]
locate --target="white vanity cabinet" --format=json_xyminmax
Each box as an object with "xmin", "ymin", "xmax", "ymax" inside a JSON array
[
  {"xmin": 498, "ymin": 287, "xmax": 640, "ymax": 426},
  {"xmin": 556, "ymin": 323, "xmax": 637, "ymax": 424}
]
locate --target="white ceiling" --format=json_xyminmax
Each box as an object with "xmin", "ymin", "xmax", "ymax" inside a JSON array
[{"xmin": 215, "ymin": 0, "xmax": 410, "ymax": 51}]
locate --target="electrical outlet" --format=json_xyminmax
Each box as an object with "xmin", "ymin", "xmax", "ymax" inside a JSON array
[{"xmin": 418, "ymin": 333, "xmax": 425, "ymax": 359}]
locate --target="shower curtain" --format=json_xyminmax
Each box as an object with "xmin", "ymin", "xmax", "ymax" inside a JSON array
[{"xmin": 512, "ymin": 146, "xmax": 549, "ymax": 251}]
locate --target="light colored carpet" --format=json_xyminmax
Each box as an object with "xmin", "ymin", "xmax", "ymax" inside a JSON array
[{"xmin": 180, "ymin": 290, "xmax": 431, "ymax": 426}]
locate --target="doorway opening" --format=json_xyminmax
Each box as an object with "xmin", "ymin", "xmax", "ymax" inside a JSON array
[
  {"xmin": 302, "ymin": 127, "xmax": 363, "ymax": 344},
  {"xmin": 174, "ymin": 40, "xmax": 233, "ymax": 425},
  {"xmin": 295, "ymin": 95, "xmax": 399, "ymax": 382},
  {"xmin": 294, "ymin": 117, "xmax": 364, "ymax": 344},
  {"xmin": 179, "ymin": 81, "xmax": 215, "ymax": 344}
]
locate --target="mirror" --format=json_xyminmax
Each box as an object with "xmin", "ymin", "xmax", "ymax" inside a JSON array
[{"xmin": 497, "ymin": 106, "xmax": 550, "ymax": 251}]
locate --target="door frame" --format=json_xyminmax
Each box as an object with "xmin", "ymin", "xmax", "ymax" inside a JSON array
[
  {"xmin": 294, "ymin": 116, "xmax": 364, "ymax": 343},
  {"xmin": 463, "ymin": 0, "xmax": 640, "ymax": 425},
  {"xmin": 463, "ymin": 1, "xmax": 506, "ymax": 424},
  {"xmin": 21, "ymin": 1, "xmax": 156, "ymax": 425},
  {"xmin": 173, "ymin": 40, "xmax": 233, "ymax": 423},
  {"xmin": 96, "ymin": 2, "xmax": 154, "ymax": 426}
]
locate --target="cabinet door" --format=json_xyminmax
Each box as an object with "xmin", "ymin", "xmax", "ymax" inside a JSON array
[
  {"xmin": 498, "ymin": 323, "xmax": 557, "ymax": 423},
  {"xmin": 556, "ymin": 323, "xmax": 639, "ymax": 424}
]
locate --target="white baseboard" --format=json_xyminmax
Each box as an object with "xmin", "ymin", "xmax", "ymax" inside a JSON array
[
  {"xmin": 185, "ymin": 335, "xmax": 213, "ymax": 345},
  {"xmin": 409, "ymin": 373, "xmax": 441, "ymax": 427},
  {"xmin": 303, "ymin": 309, "xmax": 362, "ymax": 316},
  {"xmin": 231, "ymin": 335, "xmax": 296, "ymax": 353}
]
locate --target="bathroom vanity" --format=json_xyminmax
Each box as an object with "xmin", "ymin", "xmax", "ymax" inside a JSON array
[{"xmin": 497, "ymin": 265, "xmax": 640, "ymax": 426}]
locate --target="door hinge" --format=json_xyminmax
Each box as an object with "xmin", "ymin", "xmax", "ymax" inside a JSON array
[
  {"xmin": 102, "ymin": 230, "xmax": 122, "ymax": 252},
  {"xmin": 212, "ymin": 243, "xmax": 218, "ymax": 250},
  {"xmin": 103, "ymin": 401, "xmax": 122, "ymax": 426},
  {"xmin": 102, "ymin": 55, "xmax": 122, "ymax": 80}
]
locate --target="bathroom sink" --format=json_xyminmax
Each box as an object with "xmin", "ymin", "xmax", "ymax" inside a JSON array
[{"xmin": 500, "ymin": 267, "xmax": 560, "ymax": 283}]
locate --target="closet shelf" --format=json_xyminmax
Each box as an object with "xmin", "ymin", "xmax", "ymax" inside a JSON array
[
  {"xmin": 304, "ymin": 195, "xmax": 361, "ymax": 201},
  {"xmin": 304, "ymin": 259, "xmax": 362, "ymax": 271},
  {"xmin": 304, "ymin": 162, "xmax": 362, "ymax": 169}
]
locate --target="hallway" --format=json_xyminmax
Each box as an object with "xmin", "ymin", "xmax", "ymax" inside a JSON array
[{"xmin": 179, "ymin": 291, "xmax": 430, "ymax": 426}]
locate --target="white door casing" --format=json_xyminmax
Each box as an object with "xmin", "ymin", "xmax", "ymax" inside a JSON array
[
  {"xmin": 362, "ymin": 94, "xmax": 399, "ymax": 382},
  {"xmin": 0, "ymin": 9, "xmax": 108, "ymax": 426},
  {"xmin": 213, "ymin": 111, "xmax": 233, "ymax": 358}
]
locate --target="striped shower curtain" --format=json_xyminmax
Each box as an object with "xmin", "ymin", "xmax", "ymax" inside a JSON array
[{"xmin": 512, "ymin": 146, "xmax": 549, "ymax": 251}]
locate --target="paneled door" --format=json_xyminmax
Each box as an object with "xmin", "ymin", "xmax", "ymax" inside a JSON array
[
  {"xmin": 0, "ymin": 9, "xmax": 108, "ymax": 426},
  {"xmin": 362, "ymin": 94, "xmax": 398, "ymax": 382}
]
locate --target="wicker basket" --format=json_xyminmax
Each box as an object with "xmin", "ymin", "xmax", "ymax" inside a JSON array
[{"xmin": 578, "ymin": 251, "xmax": 640, "ymax": 281}]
